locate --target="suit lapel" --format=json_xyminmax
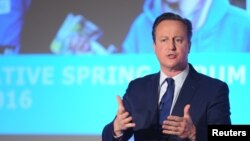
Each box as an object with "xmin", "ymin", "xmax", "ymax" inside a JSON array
[
  {"xmin": 172, "ymin": 64, "xmax": 200, "ymax": 116},
  {"xmin": 145, "ymin": 73, "xmax": 160, "ymax": 123}
]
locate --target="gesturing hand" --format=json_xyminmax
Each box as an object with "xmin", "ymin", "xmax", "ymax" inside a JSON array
[
  {"xmin": 162, "ymin": 104, "xmax": 196, "ymax": 141},
  {"xmin": 113, "ymin": 96, "xmax": 136, "ymax": 137}
]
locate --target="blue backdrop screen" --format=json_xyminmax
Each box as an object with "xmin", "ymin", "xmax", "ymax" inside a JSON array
[{"xmin": 0, "ymin": 0, "xmax": 250, "ymax": 137}]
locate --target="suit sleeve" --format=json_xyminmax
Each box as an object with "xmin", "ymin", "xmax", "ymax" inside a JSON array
[
  {"xmin": 207, "ymin": 82, "xmax": 231, "ymax": 124},
  {"xmin": 102, "ymin": 82, "xmax": 134, "ymax": 141}
]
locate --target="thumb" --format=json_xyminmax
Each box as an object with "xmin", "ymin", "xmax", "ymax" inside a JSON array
[
  {"xmin": 183, "ymin": 104, "xmax": 191, "ymax": 118},
  {"xmin": 116, "ymin": 95, "xmax": 125, "ymax": 112}
]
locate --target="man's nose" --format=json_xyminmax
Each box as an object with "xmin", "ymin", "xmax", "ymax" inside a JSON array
[{"xmin": 167, "ymin": 39, "xmax": 176, "ymax": 50}]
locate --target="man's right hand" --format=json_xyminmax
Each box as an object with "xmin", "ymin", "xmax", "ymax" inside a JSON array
[{"xmin": 113, "ymin": 95, "xmax": 136, "ymax": 137}]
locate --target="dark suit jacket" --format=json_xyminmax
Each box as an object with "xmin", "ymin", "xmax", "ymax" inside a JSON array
[{"xmin": 102, "ymin": 64, "xmax": 231, "ymax": 141}]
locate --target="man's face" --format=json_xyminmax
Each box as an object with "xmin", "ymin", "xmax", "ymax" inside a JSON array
[{"xmin": 154, "ymin": 20, "xmax": 190, "ymax": 73}]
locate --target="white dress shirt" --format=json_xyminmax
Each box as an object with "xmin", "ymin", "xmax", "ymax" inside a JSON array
[{"xmin": 158, "ymin": 65, "xmax": 189, "ymax": 115}]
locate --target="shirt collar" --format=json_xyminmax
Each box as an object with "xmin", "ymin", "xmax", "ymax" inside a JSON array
[{"xmin": 159, "ymin": 65, "xmax": 190, "ymax": 86}]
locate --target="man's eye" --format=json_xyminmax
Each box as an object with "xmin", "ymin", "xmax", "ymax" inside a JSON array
[
  {"xmin": 161, "ymin": 39, "xmax": 167, "ymax": 42},
  {"xmin": 174, "ymin": 38, "xmax": 183, "ymax": 43}
]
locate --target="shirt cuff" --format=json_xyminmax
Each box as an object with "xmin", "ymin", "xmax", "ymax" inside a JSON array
[{"xmin": 113, "ymin": 130, "xmax": 123, "ymax": 139}]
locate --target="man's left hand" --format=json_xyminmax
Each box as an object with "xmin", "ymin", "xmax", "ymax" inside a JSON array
[{"xmin": 162, "ymin": 104, "xmax": 196, "ymax": 141}]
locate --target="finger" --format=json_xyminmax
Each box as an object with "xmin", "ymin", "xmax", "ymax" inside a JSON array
[
  {"xmin": 162, "ymin": 130, "xmax": 180, "ymax": 136},
  {"xmin": 163, "ymin": 124, "xmax": 179, "ymax": 132},
  {"xmin": 164, "ymin": 119, "xmax": 181, "ymax": 127},
  {"xmin": 121, "ymin": 122, "xmax": 136, "ymax": 130},
  {"xmin": 122, "ymin": 115, "xmax": 133, "ymax": 124},
  {"xmin": 116, "ymin": 95, "xmax": 125, "ymax": 113},
  {"xmin": 119, "ymin": 112, "xmax": 129, "ymax": 119},
  {"xmin": 183, "ymin": 104, "xmax": 191, "ymax": 118},
  {"xmin": 121, "ymin": 116, "xmax": 136, "ymax": 127},
  {"xmin": 163, "ymin": 124, "xmax": 190, "ymax": 139},
  {"xmin": 167, "ymin": 115, "xmax": 183, "ymax": 122},
  {"xmin": 119, "ymin": 116, "xmax": 136, "ymax": 130},
  {"xmin": 124, "ymin": 123, "xmax": 136, "ymax": 128},
  {"xmin": 162, "ymin": 124, "xmax": 186, "ymax": 135}
]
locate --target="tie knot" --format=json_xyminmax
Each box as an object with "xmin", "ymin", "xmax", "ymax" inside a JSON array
[{"xmin": 166, "ymin": 78, "xmax": 174, "ymax": 85}]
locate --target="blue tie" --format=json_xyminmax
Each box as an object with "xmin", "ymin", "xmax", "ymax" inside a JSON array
[{"xmin": 159, "ymin": 78, "xmax": 175, "ymax": 125}]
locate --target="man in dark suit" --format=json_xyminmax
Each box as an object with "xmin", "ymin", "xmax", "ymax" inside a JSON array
[{"xmin": 102, "ymin": 12, "xmax": 231, "ymax": 141}]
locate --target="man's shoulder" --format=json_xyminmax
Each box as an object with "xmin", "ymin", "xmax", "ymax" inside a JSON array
[
  {"xmin": 137, "ymin": 72, "xmax": 158, "ymax": 79},
  {"xmin": 190, "ymin": 64, "xmax": 227, "ymax": 86},
  {"xmin": 197, "ymin": 71, "xmax": 228, "ymax": 86},
  {"xmin": 130, "ymin": 73, "xmax": 159, "ymax": 83}
]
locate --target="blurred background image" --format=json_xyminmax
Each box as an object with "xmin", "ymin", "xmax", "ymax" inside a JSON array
[{"xmin": 0, "ymin": 0, "xmax": 250, "ymax": 141}]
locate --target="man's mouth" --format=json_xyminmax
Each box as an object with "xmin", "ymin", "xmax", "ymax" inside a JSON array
[{"xmin": 167, "ymin": 54, "xmax": 176, "ymax": 59}]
